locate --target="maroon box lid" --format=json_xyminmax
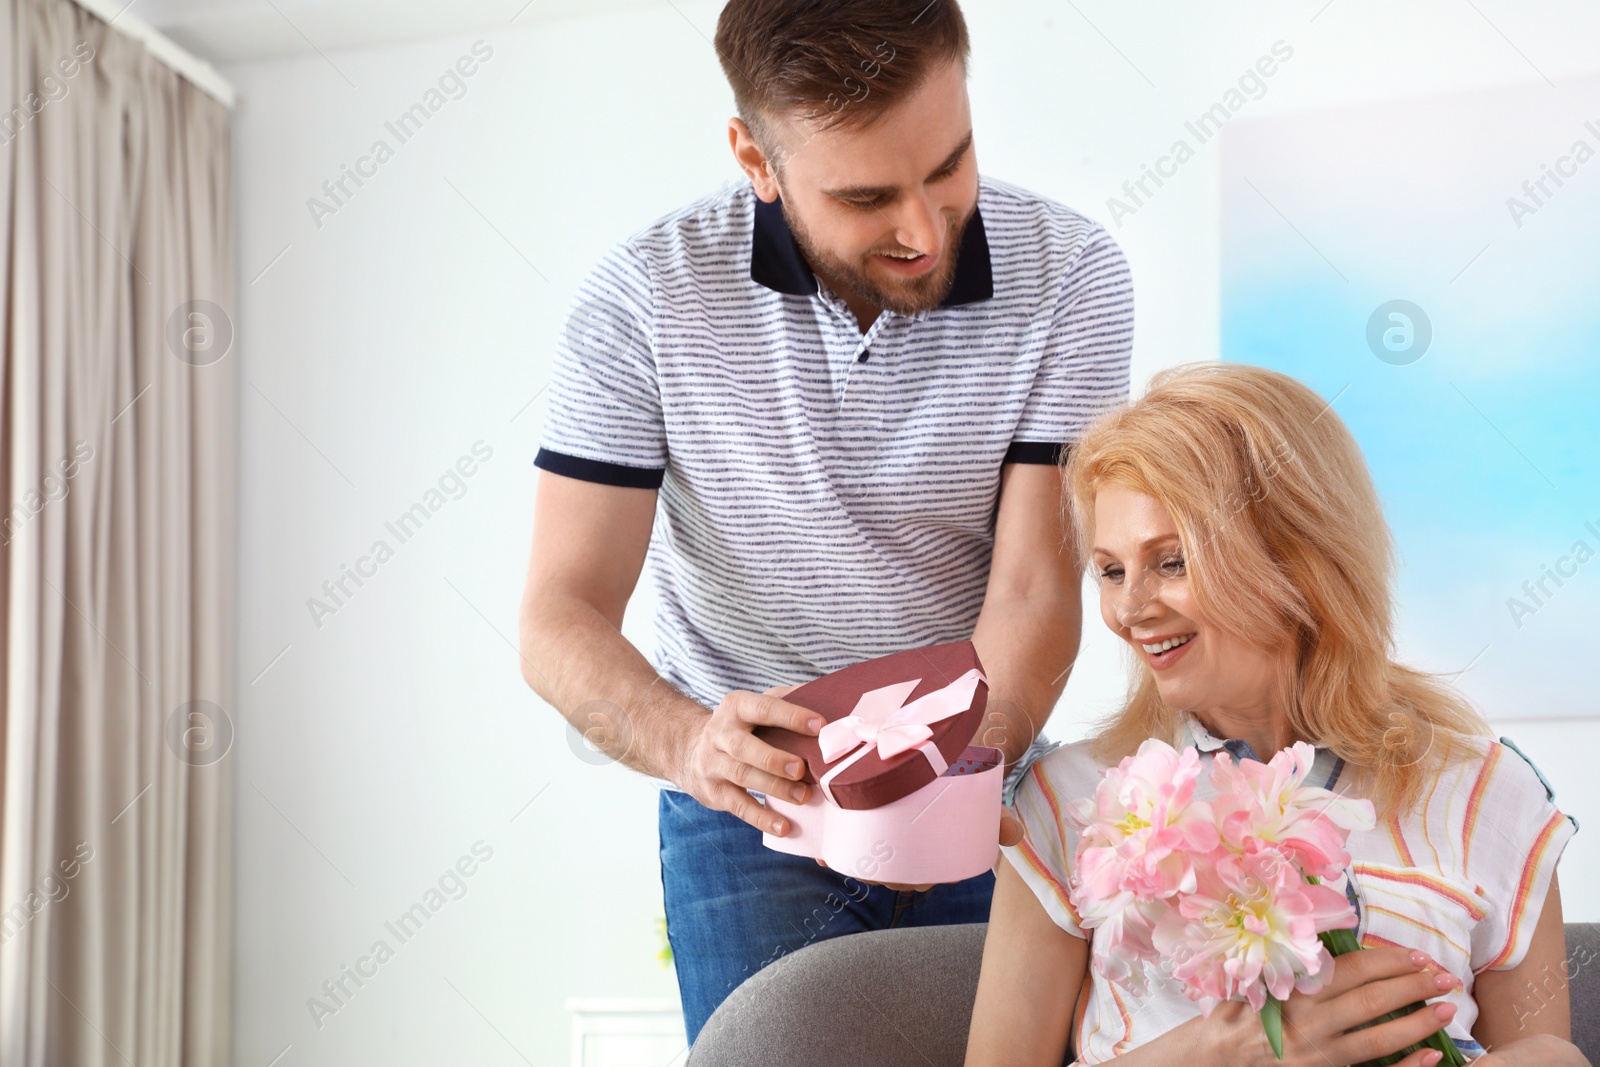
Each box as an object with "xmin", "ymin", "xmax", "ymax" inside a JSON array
[{"xmin": 754, "ymin": 640, "xmax": 989, "ymax": 811}]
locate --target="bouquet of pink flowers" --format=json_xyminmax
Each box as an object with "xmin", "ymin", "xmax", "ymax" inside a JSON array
[{"xmin": 1068, "ymin": 738, "xmax": 1464, "ymax": 1066}]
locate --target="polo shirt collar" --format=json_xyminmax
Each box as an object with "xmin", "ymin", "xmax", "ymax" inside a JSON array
[
  {"xmin": 750, "ymin": 189, "xmax": 993, "ymax": 307},
  {"xmin": 1175, "ymin": 710, "xmax": 1345, "ymax": 789}
]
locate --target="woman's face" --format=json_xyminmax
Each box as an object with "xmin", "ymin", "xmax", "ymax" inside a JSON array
[{"xmin": 1090, "ymin": 484, "xmax": 1289, "ymax": 722}]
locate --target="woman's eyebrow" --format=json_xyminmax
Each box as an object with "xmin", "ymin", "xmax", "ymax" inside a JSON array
[{"xmin": 1091, "ymin": 533, "xmax": 1181, "ymax": 555}]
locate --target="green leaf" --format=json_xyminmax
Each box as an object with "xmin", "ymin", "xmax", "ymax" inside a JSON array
[
  {"xmin": 1319, "ymin": 927, "xmax": 1363, "ymax": 956},
  {"xmin": 1261, "ymin": 995, "xmax": 1284, "ymax": 1059}
]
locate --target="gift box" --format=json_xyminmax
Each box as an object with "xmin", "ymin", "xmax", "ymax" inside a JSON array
[{"xmin": 754, "ymin": 640, "xmax": 1004, "ymax": 885}]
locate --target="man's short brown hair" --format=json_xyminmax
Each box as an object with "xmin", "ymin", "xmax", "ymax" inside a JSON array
[{"xmin": 714, "ymin": 0, "xmax": 971, "ymax": 171}]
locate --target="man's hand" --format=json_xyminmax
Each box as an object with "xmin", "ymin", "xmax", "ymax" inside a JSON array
[
  {"xmin": 999, "ymin": 807, "xmax": 1023, "ymax": 847},
  {"xmin": 673, "ymin": 682, "xmax": 823, "ymax": 836}
]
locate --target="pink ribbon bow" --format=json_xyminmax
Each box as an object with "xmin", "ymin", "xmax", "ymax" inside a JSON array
[{"xmin": 813, "ymin": 667, "xmax": 988, "ymax": 806}]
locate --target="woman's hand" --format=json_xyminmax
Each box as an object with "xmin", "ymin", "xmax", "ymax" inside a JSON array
[
  {"xmin": 1191, "ymin": 945, "xmax": 1464, "ymax": 1067},
  {"xmin": 1471, "ymin": 1033, "xmax": 1591, "ymax": 1066}
]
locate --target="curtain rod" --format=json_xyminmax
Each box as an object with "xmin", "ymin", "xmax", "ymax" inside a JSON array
[{"xmin": 68, "ymin": 0, "xmax": 236, "ymax": 108}]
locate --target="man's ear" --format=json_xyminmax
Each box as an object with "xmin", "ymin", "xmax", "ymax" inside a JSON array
[{"xmin": 727, "ymin": 117, "xmax": 780, "ymax": 200}]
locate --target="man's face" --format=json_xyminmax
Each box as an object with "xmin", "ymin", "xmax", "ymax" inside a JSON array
[{"xmin": 754, "ymin": 56, "xmax": 978, "ymax": 316}]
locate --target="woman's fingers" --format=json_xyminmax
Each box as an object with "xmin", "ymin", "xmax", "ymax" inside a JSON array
[
  {"xmin": 1282, "ymin": 944, "xmax": 1462, "ymax": 1064},
  {"xmin": 1395, "ymin": 1046, "xmax": 1448, "ymax": 1067},
  {"xmin": 1328, "ymin": 998, "xmax": 1457, "ymax": 1067},
  {"xmin": 1318, "ymin": 966, "xmax": 1461, "ymax": 1044},
  {"xmin": 1309, "ymin": 946, "xmax": 1433, "ymax": 1000}
]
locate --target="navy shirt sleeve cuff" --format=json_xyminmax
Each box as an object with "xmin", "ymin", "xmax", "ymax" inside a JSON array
[
  {"xmin": 1002, "ymin": 441, "xmax": 1070, "ymax": 465},
  {"xmin": 534, "ymin": 447, "xmax": 665, "ymax": 489}
]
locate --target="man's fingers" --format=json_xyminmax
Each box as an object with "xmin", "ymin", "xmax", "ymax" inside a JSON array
[
  {"xmin": 713, "ymin": 749, "xmax": 811, "ymax": 802},
  {"xmin": 731, "ymin": 690, "xmax": 824, "ymax": 734},
  {"xmin": 715, "ymin": 783, "xmax": 789, "ymax": 836},
  {"xmin": 724, "ymin": 729, "xmax": 809, "ymax": 785}
]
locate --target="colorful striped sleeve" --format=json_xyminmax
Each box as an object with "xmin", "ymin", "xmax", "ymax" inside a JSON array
[
  {"xmin": 999, "ymin": 742, "xmax": 1091, "ymax": 938},
  {"xmin": 1465, "ymin": 739, "xmax": 1577, "ymax": 973}
]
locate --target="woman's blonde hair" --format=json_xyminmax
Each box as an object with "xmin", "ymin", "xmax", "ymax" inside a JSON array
[{"xmin": 1063, "ymin": 361, "xmax": 1489, "ymax": 817}]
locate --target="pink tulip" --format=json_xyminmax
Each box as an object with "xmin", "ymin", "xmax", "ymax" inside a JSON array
[
  {"xmin": 1070, "ymin": 739, "xmax": 1221, "ymax": 906},
  {"xmin": 1210, "ymin": 742, "xmax": 1376, "ymax": 881},
  {"xmin": 1153, "ymin": 847, "xmax": 1357, "ymax": 1013},
  {"xmin": 1069, "ymin": 738, "xmax": 1367, "ymax": 1011}
]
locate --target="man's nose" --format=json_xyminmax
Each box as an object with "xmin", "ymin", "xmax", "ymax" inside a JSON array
[{"xmin": 892, "ymin": 194, "xmax": 942, "ymax": 255}]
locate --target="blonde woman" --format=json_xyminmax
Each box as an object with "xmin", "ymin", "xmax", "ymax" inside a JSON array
[{"xmin": 968, "ymin": 363, "xmax": 1583, "ymax": 1067}]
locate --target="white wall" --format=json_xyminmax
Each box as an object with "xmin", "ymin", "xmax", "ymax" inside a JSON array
[{"xmin": 225, "ymin": 3, "xmax": 1600, "ymax": 1063}]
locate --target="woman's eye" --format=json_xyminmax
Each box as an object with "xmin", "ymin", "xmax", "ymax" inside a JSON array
[
  {"xmin": 1160, "ymin": 556, "xmax": 1186, "ymax": 575},
  {"xmin": 1098, "ymin": 565, "xmax": 1124, "ymax": 583}
]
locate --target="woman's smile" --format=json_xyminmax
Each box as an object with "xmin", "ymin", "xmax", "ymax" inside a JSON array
[{"xmin": 1137, "ymin": 631, "xmax": 1198, "ymax": 671}]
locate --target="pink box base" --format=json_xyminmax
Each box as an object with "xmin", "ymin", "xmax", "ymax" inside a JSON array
[{"xmin": 760, "ymin": 746, "xmax": 1004, "ymax": 885}]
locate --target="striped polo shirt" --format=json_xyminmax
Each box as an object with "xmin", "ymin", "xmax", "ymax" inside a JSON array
[
  {"xmin": 1003, "ymin": 714, "xmax": 1577, "ymax": 1063},
  {"xmin": 534, "ymin": 173, "xmax": 1134, "ymax": 788}
]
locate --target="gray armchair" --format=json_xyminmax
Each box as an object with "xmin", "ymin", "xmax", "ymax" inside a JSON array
[{"xmin": 687, "ymin": 922, "xmax": 1600, "ymax": 1067}]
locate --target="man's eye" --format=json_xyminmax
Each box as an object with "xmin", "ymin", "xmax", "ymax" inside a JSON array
[{"xmin": 846, "ymin": 197, "xmax": 885, "ymax": 209}]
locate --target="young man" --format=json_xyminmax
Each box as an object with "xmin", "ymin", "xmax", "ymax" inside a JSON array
[{"xmin": 517, "ymin": 0, "xmax": 1134, "ymax": 1044}]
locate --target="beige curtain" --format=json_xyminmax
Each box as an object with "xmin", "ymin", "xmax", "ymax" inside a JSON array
[{"xmin": 0, "ymin": 0, "xmax": 235, "ymax": 1063}]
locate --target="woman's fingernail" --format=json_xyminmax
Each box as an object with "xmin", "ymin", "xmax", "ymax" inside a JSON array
[
  {"xmin": 1410, "ymin": 950, "xmax": 1430, "ymax": 968},
  {"xmin": 787, "ymin": 760, "xmax": 801, "ymax": 776},
  {"xmin": 1433, "ymin": 972, "xmax": 1456, "ymax": 990},
  {"xmin": 808, "ymin": 717, "xmax": 824, "ymax": 733},
  {"xmin": 1422, "ymin": 1051, "xmax": 1442, "ymax": 1067},
  {"xmin": 1434, "ymin": 1002, "xmax": 1456, "ymax": 1021},
  {"xmin": 792, "ymin": 784, "xmax": 807, "ymax": 802}
]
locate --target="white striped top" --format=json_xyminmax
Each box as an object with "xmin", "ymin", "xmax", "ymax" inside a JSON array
[
  {"xmin": 535, "ymin": 175, "xmax": 1134, "ymax": 789},
  {"xmin": 1002, "ymin": 713, "xmax": 1577, "ymax": 1063}
]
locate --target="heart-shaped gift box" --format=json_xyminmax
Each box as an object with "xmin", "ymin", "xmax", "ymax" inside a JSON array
[{"xmin": 754, "ymin": 640, "xmax": 1004, "ymax": 884}]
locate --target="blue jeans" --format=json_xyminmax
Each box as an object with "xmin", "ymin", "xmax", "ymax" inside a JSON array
[{"xmin": 657, "ymin": 735, "xmax": 1056, "ymax": 1047}]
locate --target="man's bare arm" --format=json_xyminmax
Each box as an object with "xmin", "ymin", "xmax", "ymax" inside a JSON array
[
  {"xmin": 970, "ymin": 461, "xmax": 1084, "ymax": 768},
  {"xmin": 518, "ymin": 468, "xmax": 700, "ymax": 782},
  {"xmin": 518, "ymin": 468, "xmax": 820, "ymax": 832}
]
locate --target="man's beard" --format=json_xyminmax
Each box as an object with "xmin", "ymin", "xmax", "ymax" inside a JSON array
[{"xmin": 779, "ymin": 194, "xmax": 972, "ymax": 316}]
